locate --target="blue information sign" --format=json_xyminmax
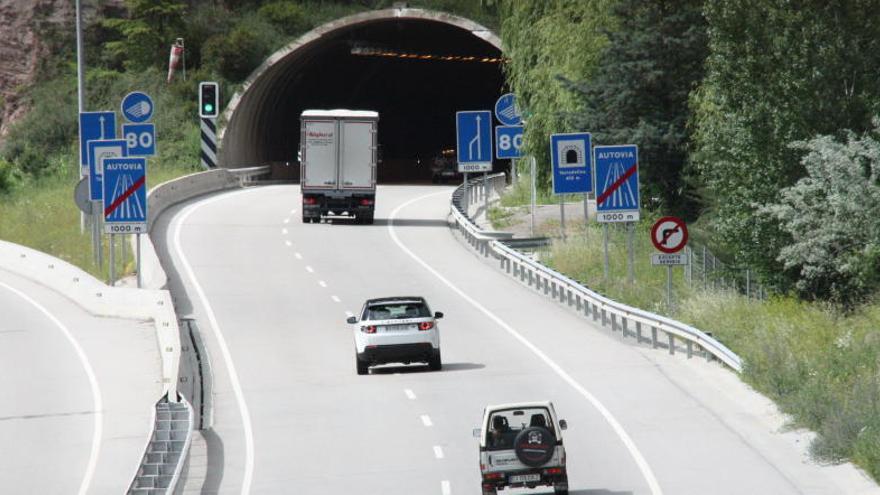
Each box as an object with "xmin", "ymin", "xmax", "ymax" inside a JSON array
[
  {"xmin": 595, "ymin": 144, "xmax": 640, "ymax": 223},
  {"xmin": 550, "ymin": 132, "xmax": 592, "ymax": 194},
  {"xmin": 122, "ymin": 123, "xmax": 156, "ymax": 156},
  {"xmin": 79, "ymin": 111, "xmax": 116, "ymax": 167},
  {"xmin": 102, "ymin": 157, "xmax": 147, "ymax": 233},
  {"xmin": 121, "ymin": 91, "xmax": 154, "ymax": 123},
  {"xmin": 495, "ymin": 125, "xmax": 524, "ymax": 159},
  {"xmin": 456, "ymin": 110, "xmax": 493, "ymax": 172},
  {"xmin": 494, "ymin": 93, "xmax": 522, "ymax": 126},
  {"xmin": 88, "ymin": 139, "xmax": 127, "ymax": 201}
]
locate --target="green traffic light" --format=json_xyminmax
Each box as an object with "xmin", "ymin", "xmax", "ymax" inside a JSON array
[{"xmin": 205, "ymin": 103, "xmax": 214, "ymax": 113}]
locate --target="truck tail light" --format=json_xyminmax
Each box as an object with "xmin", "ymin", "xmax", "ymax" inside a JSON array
[
  {"xmin": 418, "ymin": 321, "xmax": 434, "ymax": 331},
  {"xmin": 359, "ymin": 198, "xmax": 374, "ymax": 206},
  {"xmin": 303, "ymin": 197, "xmax": 317, "ymax": 205},
  {"xmin": 543, "ymin": 467, "xmax": 563, "ymax": 475},
  {"xmin": 361, "ymin": 325, "xmax": 377, "ymax": 334}
]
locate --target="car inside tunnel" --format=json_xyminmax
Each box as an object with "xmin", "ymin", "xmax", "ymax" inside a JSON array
[{"xmin": 220, "ymin": 13, "xmax": 505, "ymax": 183}]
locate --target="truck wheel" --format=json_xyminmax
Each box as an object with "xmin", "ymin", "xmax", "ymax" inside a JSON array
[
  {"xmin": 356, "ymin": 356, "xmax": 369, "ymax": 375},
  {"xmin": 428, "ymin": 351, "xmax": 442, "ymax": 371},
  {"xmin": 363, "ymin": 213, "xmax": 374, "ymax": 225}
]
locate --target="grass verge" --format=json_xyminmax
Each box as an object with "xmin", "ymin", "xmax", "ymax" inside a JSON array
[
  {"xmin": 0, "ymin": 149, "xmax": 196, "ymax": 281},
  {"xmin": 538, "ymin": 215, "xmax": 880, "ymax": 481}
]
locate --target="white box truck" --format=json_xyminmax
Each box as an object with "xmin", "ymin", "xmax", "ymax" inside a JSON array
[{"xmin": 300, "ymin": 109, "xmax": 379, "ymax": 224}]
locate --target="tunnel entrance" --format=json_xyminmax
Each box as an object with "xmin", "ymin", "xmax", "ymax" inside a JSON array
[{"xmin": 220, "ymin": 9, "xmax": 505, "ymax": 183}]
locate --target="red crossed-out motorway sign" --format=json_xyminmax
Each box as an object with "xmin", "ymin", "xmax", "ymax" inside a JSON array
[{"xmin": 650, "ymin": 216, "xmax": 688, "ymax": 253}]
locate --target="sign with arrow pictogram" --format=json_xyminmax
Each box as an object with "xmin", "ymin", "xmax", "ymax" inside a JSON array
[{"xmin": 651, "ymin": 216, "xmax": 688, "ymax": 253}]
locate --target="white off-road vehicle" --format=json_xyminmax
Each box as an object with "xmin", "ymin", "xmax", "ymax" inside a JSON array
[
  {"xmin": 347, "ymin": 296, "xmax": 442, "ymax": 375},
  {"xmin": 474, "ymin": 401, "xmax": 568, "ymax": 495}
]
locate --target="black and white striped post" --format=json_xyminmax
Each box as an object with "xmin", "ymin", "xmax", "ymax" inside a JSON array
[
  {"xmin": 198, "ymin": 81, "xmax": 219, "ymax": 169},
  {"xmin": 200, "ymin": 117, "xmax": 217, "ymax": 169}
]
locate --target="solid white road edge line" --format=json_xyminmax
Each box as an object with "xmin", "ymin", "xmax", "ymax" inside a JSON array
[
  {"xmin": 433, "ymin": 446, "xmax": 444, "ymax": 459},
  {"xmin": 172, "ymin": 189, "xmax": 257, "ymax": 495},
  {"xmin": 421, "ymin": 415, "xmax": 433, "ymax": 427},
  {"xmin": 388, "ymin": 191, "xmax": 664, "ymax": 495},
  {"xmin": 0, "ymin": 281, "xmax": 103, "ymax": 495},
  {"xmin": 404, "ymin": 389, "xmax": 416, "ymax": 400},
  {"xmin": 441, "ymin": 480, "xmax": 451, "ymax": 495}
]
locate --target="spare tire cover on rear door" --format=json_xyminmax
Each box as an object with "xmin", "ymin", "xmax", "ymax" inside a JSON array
[{"xmin": 513, "ymin": 426, "xmax": 556, "ymax": 467}]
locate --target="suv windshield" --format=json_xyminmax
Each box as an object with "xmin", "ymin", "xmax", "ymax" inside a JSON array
[
  {"xmin": 364, "ymin": 301, "xmax": 430, "ymax": 320},
  {"xmin": 486, "ymin": 407, "xmax": 553, "ymax": 451}
]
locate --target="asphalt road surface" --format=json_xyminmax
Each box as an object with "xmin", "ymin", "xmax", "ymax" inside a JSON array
[
  {"xmin": 0, "ymin": 268, "xmax": 160, "ymax": 494},
  {"xmin": 159, "ymin": 184, "xmax": 876, "ymax": 495}
]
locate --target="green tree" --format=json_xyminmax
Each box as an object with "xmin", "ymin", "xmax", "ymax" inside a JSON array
[
  {"xmin": 760, "ymin": 127, "xmax": 880, "ymax": 304},
  {"xmin": 500, "ymin": 0, "xmax": 614, "ymax": 189},
  {"xmin": 691, "ymin": 0, "xmax": 880, "ymax": 289},
  {"xmin": 563, "ymin": 0, "xmax": 707, "ymax": 216},
  {"xmin": 101, "ymin": 0, "xmax": 187, "ymax": 72}
]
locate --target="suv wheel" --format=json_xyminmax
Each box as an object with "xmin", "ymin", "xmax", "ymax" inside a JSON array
[
  {"xmin": 554, "ymin": 474, "xmax": 568, "ymax": 494},
  {"xmin": 356, "ymin": 356, "xmax": 369, "ymax": 375},
  {"xmin": 428, "ymin": 351, "xmax": 442, "ymax": 371},
  {"xmin": 481, "ymin": 485, "xmax": 497, "ymax": 495}
]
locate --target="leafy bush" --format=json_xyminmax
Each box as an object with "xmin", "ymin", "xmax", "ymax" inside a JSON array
[
  {"xmin": 760, "ymin": 128, "xmax": 880, "ymax": 304},
  {"xmin": 258, "ymin": 1, "xmax": 309, "ymax": 35},
  {"xmin": 202, "ymin": 13, "xmax": 282, "ymax": 82}
]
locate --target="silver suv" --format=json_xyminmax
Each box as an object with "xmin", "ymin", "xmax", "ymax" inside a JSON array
[{"xmin": 474, "ymin": 401, "xmax": 568, "ymax": 494}]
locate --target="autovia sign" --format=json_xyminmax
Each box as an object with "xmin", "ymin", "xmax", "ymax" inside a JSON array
[{"xmin": 595, "ymin": 144, "xmax": 640, "ymax": 223}]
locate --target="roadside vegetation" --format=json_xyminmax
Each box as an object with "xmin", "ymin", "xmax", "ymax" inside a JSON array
[{"xmin": 495, "ymin": 0, "xmax": 880, "ymax": 480}]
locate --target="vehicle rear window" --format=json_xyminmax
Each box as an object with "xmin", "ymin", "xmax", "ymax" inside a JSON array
[
  {"xmin": 364, "ymin": 302, "xmax": 430, "ymax": 320},
  {"xmin": 486, "ymin": 407, "xmax": 553, "ymax": 451}
]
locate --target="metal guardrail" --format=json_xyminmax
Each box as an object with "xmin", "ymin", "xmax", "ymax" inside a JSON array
[
  {"xmin": 448, "ymin": 175, "xmax": 743, "ymax": 373},
  {"xmin": 128, "ymin": 395, "xmax": 194, "ymax": 495}
]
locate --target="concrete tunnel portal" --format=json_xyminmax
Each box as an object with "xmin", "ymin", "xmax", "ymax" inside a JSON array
[{"xmin": 220, "ymin": 8, "xmax": 505, "ymax": 183}]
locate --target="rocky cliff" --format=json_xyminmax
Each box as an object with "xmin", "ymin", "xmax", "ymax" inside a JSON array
[{"xmin": 0, "ymin": 0, "xmax": 113, "ymax": 142}]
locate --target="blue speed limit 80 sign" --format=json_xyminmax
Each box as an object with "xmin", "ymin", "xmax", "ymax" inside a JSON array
[
  {"xmin": 122, "ymin": 123, "xmax": 156, "ymax": 157},
  {"xmin": 495, "ymin": 125, "xmax": 523, "ymax": 159}
]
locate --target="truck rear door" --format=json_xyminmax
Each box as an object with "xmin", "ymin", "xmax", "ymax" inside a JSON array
[
  {"xmin": 301, "ymin": 119, "xmax": 338, "ymax": 189},
  {"xmin": 339, "ymin": 120, "xmax": 376, "ymax": 190}
]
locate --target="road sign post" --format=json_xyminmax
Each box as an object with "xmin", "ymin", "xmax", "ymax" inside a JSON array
[
  {"xmin": 651, "ymin": 216, "xmax": 689, "ymax": 310},
  {"xmin": 456, "ymin": 110, "xmax": 493, "ymax": 173},
  {"xmin": 530, "ymin": 156, "xmax": 537, "ymax": 236}
]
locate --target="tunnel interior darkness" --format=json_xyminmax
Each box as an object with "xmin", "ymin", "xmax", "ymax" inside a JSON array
[{"xmin": 225, "ymin": 16, "xmax": 505, "ymax": 183}]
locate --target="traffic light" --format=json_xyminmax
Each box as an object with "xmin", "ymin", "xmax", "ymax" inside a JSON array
[{"xmin": 199, "ymin": 81, "xmax": 219, "ymax": 118}]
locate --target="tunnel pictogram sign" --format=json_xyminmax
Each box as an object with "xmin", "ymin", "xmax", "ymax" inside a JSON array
[
  {"xmin": 651, "ymin": 216, "xmax": 688, "ymax": 254},
  {"xmin": 550, "ymin": 132, "xmax": 592, "ymax": 194}
]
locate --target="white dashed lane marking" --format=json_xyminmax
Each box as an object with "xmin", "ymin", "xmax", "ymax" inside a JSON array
[
  {"xmin": 441, "ymin": 480, "xmax": 451, "ymax": 495},
  {"xmin": 318, "ymin": 280, "xmax": 327, "ymax": 288},
  {"xmin": 281, "ymin": 228, "xmax": 288, "ymax": 235},
  {"xmin": 305, "ymin": 266, "xmax": 314, "ymax": 273},
  {"xmin": 331, "ymin": 295, "xmax": 341, "ymax": 303},
  {"xmin": 404, "ymin": 389, "xmax": 416, "ymax": 400},
  {"xmin": 283, "ymin": 218, "xmax": 290, "ymax": 224},
  {"xmin": 294, "ymin": 252, "xmax": 303, "ymax": 260},
  {"xmin": 433, "ymin": 446, "xmax": 444, "ymax": 459},
  {"xmin": 420, "ymin": 415, "xmax": 433, "ymax": 427},
  {"xmin": 345, "ymin": 310, "xmax": 354, "ymax": 318},
  {"xmin": 284, "ymin": 240, "xmax": 292, "ymax": 247}
]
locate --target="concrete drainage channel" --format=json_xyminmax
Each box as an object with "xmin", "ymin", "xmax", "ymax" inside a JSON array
[
  {"xmin": 450, "ymin": 173, "xmax": 743, "ymax": 372},
  {"xmin": 127, "ymin": 166, "xmax": 271, "ymax": 494}
]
